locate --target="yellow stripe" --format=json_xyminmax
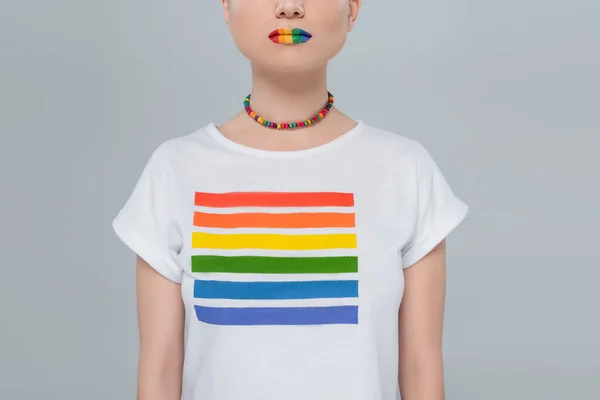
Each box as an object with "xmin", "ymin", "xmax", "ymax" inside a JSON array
[
  {"xmin": 192, "ymin": 232, "xmax": 357, "ymax": 250},
  {"xmin": 284, "ymin": 35, "xmax": 293, "ymax": 44}
]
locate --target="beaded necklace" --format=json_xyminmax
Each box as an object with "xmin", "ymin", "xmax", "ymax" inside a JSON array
[{"xmin": 244, "ymin": 91, "xmax": 334, "ymax": 130}]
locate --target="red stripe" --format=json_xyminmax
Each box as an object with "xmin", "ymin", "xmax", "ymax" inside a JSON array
[{"xmin": 194, "ymin": 192, "xmax": 354, "ymax": 208}]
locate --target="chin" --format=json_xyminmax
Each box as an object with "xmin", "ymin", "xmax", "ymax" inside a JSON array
[
  {"xmin": 261, "ymin": 56, "xmax": 329, "ymax": 73},
  {"xmin": 235, "ymin": 33, "xmax": 345, "ymax": 68},
  {"xmin": 245, "ymin": 47, "xmax": 342, "ymax": 74}
]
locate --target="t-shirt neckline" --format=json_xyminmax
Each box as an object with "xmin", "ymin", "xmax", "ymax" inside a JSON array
[{"xmin": 205, "ymin": 120, "xmax": 365, "ymax": 159}]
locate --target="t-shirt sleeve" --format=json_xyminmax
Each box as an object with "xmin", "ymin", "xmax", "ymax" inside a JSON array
[
  {"xmin": 111, "ymin": 144, "xmax": 184, "ymax": 283},
  {"xmin": 400, "ymin": 144, "xmax": 469, "ymax": 269}
]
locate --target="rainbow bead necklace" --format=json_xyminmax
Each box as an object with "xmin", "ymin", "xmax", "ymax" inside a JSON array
[{"xmin": 244, "ymin": 91, "xmax": 334, "ymax": 130}]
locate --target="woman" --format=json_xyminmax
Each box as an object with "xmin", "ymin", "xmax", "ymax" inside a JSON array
[{"xmin": 112, "ymin": 1, "xmax": 469, "ymax": 399}]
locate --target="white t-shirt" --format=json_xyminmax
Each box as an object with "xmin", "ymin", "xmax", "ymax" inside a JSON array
[{"xmin": 112, "ymin": 120, "xmax": 468, "ymax": 400}]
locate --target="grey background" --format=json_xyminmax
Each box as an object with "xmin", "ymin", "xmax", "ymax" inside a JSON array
[{"xmin": 1, "ymin": 0, "xmax": 598, "ymax": 399}]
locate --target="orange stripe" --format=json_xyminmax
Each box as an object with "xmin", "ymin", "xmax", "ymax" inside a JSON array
[
  {"xmin": 194, "ymin": 212, "xmax": 355, "ymax": 229},
  {"xmin": 194, "ymin": 192, "xmax": 354, "ymax": 208}
]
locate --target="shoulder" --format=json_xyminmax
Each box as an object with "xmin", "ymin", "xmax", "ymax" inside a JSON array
[
  {"xmin": 145, "ymin": 124, "xmax": 217, "ymax": 165},
  {"xmin": 357, "ymin": 122, "xmax": 435, "ymax": 166}
]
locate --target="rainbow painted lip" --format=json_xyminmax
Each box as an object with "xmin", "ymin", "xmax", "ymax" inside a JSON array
[{"xmin": 269, "ymin": 28, "xmax": 312, "ymax": 44}]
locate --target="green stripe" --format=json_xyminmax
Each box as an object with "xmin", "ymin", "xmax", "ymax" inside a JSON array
[{"xmin": 191, "ymin": 255, "xmax": 358, "ymax": 274}]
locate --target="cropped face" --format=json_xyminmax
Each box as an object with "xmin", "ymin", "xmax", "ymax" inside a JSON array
[{"xmin": 223, "ymin": 0, "xmax": 360, "ymax": 72}]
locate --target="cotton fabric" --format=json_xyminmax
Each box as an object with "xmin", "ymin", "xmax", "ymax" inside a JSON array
[{"xmin": 112, "ymin": 120, "xmax": 468, "ymax": 400}]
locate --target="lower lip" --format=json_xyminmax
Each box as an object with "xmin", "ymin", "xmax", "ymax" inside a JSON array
[{"xmin": 269, "ymin": 28, "xmax": 312, "ymax": 44}]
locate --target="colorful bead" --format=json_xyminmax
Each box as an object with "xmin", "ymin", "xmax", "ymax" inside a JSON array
[{"xmin": 243, "ymin": 91, "xmax": 334, "ymax": 130}]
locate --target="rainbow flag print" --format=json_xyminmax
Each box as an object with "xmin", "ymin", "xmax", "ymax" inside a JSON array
[{"xmin": 190, "ymin": 191, "xmax": 359, "ymax": 326}]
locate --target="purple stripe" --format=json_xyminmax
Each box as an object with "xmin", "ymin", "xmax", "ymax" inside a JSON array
[{"xmin": 194, "ymin": 305, "xmax": 358, "ymax": 326}]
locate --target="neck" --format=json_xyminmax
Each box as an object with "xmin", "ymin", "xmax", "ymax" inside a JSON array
[{"xmin": 248, "ymin": 63, "xmax": 330, "ymax": 122}]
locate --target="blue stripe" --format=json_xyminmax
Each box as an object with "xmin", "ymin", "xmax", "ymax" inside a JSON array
[
  {"xmin": 193, "ymin": 280, "xmax": 358, "ymax": 300},
  {"xmin": 194, "ymin": 305, "xmax": 358, "ymax": 325}
]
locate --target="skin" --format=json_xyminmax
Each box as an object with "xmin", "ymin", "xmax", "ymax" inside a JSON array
[
  {"xmin": 136, "ymin": 256, "xmax": 184, "ymax": 400},
  {"xmin": 217, "ymin": 0, "xmax": 360, "ymax": 150},
  {"xmin": 136, "ymin": 1, "xmax": 447, "ymax": 399},
  {"xmin": 399, "ymin": 240, "xmax": 447, "ymax": 399}
]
